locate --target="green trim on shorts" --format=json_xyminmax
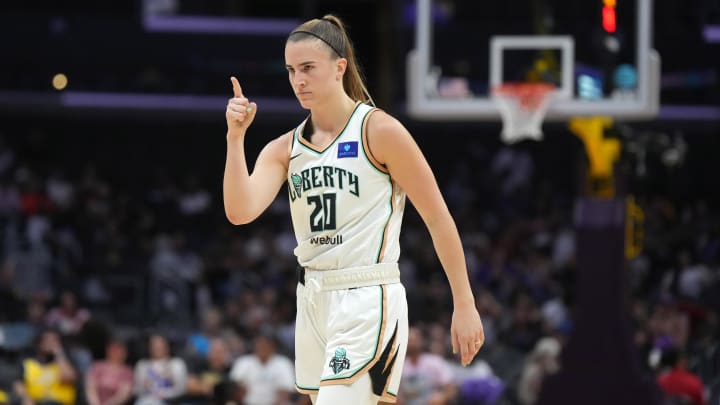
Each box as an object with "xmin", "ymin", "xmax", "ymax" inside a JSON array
[
  {"xmin": 321, "ymin": 285, "xmax": 384, "ymax": 381},
  {"xmin": 296, "ymin": 383, "xmax": 320, "ymax": 391}
]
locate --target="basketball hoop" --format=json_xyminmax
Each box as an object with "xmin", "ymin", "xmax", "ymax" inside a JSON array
[{"xmin": 492, "ymin": 82, "xmax": 556, "ymax": 144}]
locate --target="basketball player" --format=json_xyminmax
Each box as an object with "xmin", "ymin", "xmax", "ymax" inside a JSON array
[{"xmin": 223, "ymin": 14, "xmax": 484, "ymax": 405}]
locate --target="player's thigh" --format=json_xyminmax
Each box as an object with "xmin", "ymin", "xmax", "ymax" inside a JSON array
[{"xmin": 295, "ymin": 283, "xmax": 327, "ymax": 395}]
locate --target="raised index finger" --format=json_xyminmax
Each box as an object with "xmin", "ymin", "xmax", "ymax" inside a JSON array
[{"xmin": 230, "ymin": 76, "xmax": 243, "ymax": 98}]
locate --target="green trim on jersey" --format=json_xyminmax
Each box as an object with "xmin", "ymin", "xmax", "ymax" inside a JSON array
[
  {"xmin": 375, "ymin": 178, "xmax": 394, "ymax": 263},
  {"xmin": 292, "ymin": 122, "xmax": 301, "ymax": 145},
  {"xmin": 297, "ymin": 102, "xmax": 363, "ymax": 155},
  {"xmin": 320, "ymin": 285, "xmax": 384, "ymax": 382},
  {"xmin": 359, "ymin": 108, "xmax": 390, "ymax": 176},
  {"xmin": 359, "ymin": 107, "xmax": 394, "ymax": 264}
]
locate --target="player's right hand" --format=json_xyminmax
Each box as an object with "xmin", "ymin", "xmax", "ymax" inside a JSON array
[{"xmin": 226, "ymin": 76, "xmax": 257, "ymax": 134}]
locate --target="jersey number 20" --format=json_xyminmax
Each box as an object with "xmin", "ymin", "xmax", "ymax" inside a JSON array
[{"xmin": 308, "ymin": 193, "xmax": 336, "ymax": 231}]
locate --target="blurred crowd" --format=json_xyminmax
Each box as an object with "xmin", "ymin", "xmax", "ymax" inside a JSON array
[{"xmin": 0, "ymin": 125, "xmax": 718, "ymax": 405}]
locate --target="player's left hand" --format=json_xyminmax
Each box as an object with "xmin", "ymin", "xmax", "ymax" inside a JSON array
[{"xmin": 451, "ymin": 304, "xmax": 485, "ymax": 367}]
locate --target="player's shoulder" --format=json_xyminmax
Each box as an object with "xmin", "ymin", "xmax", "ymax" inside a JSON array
[
  {"xmin": 364, "ymin": 109, "xmax": 414, "ymax": 165},
  {"xmin": 366, "ymin": 109, "xmax": 408, "ymax": 137},
  {"xmin": 267, "ymin": 129, "xmax": 294, "ymax": 149},
  {"xmin": 262, "ymin": 129, "xmax": 295, "ymax": 162}
]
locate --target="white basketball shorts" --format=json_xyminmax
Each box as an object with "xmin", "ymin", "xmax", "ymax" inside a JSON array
[{"xmin": 294, "ymin": 270, "xmax": 408, "ymax": 404}]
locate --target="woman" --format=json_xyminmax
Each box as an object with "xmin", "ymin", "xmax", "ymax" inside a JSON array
[
  {"xmin": 85, "ymin": 338, "xmax": 134, "ymax": 405},
  {"xmin": 223, "ymin": 14, "xmax": 484, "ymax": 405},
  {"xmin": 13, "ymin": 329, "xmax": 77, "ymax": 405},
  {"xmin": 133, "ymin": 334, "xmax": 187, "ymax": 405}
]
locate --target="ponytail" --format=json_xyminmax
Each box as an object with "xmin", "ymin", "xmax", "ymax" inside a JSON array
[{"xmin": 287, "ymin": 14, "xmax": 375, "ymax": 106}]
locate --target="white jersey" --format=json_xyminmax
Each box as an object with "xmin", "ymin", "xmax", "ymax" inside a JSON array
[{"xmin": 288, "ymin": 102, "xmax": 406, "ymax": 270}]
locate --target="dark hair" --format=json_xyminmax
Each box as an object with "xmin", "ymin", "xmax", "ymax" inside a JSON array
[
  {"xmin": 212, "ymin": 379, "xmax": 245, "ymax": 405},
  {"xmin": 33, "ymin": 328, "xmax": 59, "ymax": 348},
  {"xmin": 287, "ymin": 14, "xmax": 374, "ymax": 106},
  {"xmin": 254, "ymin": 329, "xmax": 280, "ymax": 348},
  {"xmin": 106, "ymin": 335, "xmax": 127, "ymax": 348}
]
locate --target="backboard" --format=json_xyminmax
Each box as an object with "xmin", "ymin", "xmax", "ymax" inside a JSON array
[{"xmin": 406, "ymin": 0, "xmax": 660, "ymax": 121}]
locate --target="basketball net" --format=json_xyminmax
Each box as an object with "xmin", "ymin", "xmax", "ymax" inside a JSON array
[{"xmin": 492, "ymin": 83, "xmax": 556, "ymax": 144}]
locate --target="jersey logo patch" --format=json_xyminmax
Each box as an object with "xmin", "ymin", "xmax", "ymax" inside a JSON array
[
  {"xmin": 337, "ymin": 141, "xmax": 358, "ymax": 158},
  {"xmin": 329, "ymin": 347, "xmax": 351, "ymax": 374},
  {"xmin": 290, "ymin": 174, "xmax": 303, "ymax": 197}
]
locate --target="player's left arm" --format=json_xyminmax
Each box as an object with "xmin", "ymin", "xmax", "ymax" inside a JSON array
[{"xmin": 366, "ymin": 110, "xmax": 484, "ymax": 366}]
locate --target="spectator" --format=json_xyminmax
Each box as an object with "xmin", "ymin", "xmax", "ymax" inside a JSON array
[
  {"xmin": 501, "ymin": 292, "xmax": 543, "ymax": 353},
  {"xmin": 186, "ymin": 308, "xmax": 224, "ymax": 359},
  {"xmin": 657, "ymin": 348, "xmax": 707, "ymax": 405},
  {"xmin": 148, "ymin": 235, "xmax": 201, "ymax": 316},
  {"xmin": 516, "ymin": 337, "xmax": 561, "ymax": 405},
  {"xmin": 453, "ymin": 360, "xmax": 505, "ymax": 405},
  {"xmin": 13, "ymin": 329, "xmax": 78, "ymax": 405},
  {"xmin": 398, "ymin": 326, "xmax": 457, "ymax": 405},
  {"xmin": 184, "ymin": 338, "xmax": 232, "ymax": 405},
  {"xmin": 229, "ymin": 333, "xmax": 294, "ymax": 405},
  {"xmin": 6, "ymin": 236, "xmax": 53, "ymax": 302},
  {"xmin": 45, "ymin": 291, "xmax": 91, "ymax": 337},
  {"xmin": 134, "ymin": 334, "xmax": 187, "ymax": 405},
  {"xmin": 85, "ymin": 338, "xmax": 134, "ymax": 405}
]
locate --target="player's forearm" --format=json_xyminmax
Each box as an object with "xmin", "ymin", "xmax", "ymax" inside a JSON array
[
  {"xmin": 224, "ymin": 134, "xmax": 253, "ymax": 224},
  {"xmin": 425, "ymin": 212, "xmax": 475, "ymax": 306}
]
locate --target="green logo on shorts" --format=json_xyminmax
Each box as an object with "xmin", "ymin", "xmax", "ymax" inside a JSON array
[{"xmin": 329, "ymin": 347, "xmax": 350, "ymax": 374}]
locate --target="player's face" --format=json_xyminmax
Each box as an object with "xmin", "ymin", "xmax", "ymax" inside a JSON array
[{"xmin": 285, "ymin": 39, "xmax": 344, "ymax": 109}]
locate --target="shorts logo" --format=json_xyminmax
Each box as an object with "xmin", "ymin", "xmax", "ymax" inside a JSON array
[
  {"xmin": 337, "ymin": 141, "xmax": 358, "ymax": 158},
  {"xmin": 329, "ymin": 347, "xmax": 350, "ymax": 374},
  {"xmin": 290, "ymin": 173, "xmax": 303, "ymax": 197}
]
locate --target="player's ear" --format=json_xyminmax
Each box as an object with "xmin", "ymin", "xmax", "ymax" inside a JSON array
[{"xmin": 336, "ymin": 58, "xmax": 347, "ymax": 81}]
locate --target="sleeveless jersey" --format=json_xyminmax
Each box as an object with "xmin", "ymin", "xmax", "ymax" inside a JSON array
[
  {"xmin": 287, "ymin": 102, "xmax": 406, "ymax": 270},
  {"xmin": 23, "ymin": 358, "xmax": 76, "ymax": 405}
]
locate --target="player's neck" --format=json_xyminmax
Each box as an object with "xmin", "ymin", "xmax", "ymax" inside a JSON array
[{"xmin": 310, "ymin": 93, "xmax": 357, "ymax": 135}]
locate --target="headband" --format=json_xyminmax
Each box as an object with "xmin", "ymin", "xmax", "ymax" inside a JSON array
[{"xmin": 289, "ymin": 30, "xmax": 345, "ymax": 58}]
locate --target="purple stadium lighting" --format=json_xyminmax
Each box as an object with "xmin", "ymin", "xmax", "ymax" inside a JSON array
[
  {"xmin": 60, "ymin": 92, "xmax": 302, "ymax": 113},
  {"xmin": 703, "ymin": 25, "xmax": 720, "ymax": 43},
  {"xmin": 143, "ymin": 15, "xmax": 299, "ymax": 35}
]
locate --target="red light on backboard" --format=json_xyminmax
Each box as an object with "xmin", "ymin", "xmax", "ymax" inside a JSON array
[{"xmin": 603, "ymin": 5, "xmax": 617, "ymax": 33}]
